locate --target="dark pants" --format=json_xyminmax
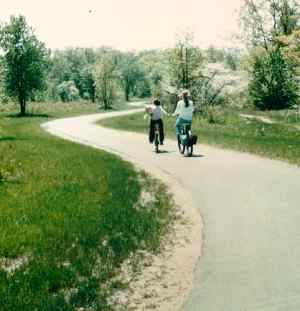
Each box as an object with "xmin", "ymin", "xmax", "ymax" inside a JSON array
[{"xmin": 149, "ymin": 119, "xmax": 164, "ymax": 143}]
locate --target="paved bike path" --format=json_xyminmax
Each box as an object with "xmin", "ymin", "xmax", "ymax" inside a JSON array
[{"xmin": 43, "ymin": 110, "xmax": 300, "ymax": 311}]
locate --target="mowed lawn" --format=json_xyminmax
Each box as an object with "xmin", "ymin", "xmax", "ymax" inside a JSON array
[
  {"xmin": 99, "ymin": 110, "xmax": 300, "ymax": 165},
  {"xmin": 0, "ymin": 103, "xmax": 174, "ymax": 310}
]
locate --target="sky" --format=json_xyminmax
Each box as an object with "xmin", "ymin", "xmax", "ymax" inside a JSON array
[{"xmin": 0, "ymin": 0, "xmax": 244, "ymax": 51}]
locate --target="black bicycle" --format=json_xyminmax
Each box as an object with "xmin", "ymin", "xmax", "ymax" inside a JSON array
[{"xmin": 178, "ymin": 123, "xmax": 197, "ymax": 157}]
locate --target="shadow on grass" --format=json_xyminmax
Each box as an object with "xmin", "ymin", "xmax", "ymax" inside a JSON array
[
  {"xmin": 0, "ymin": 136, "xmax": 18, "ymax": 142},
  {"xmin": 6, "ymin": 112, "xmax": 52, "ymax": 118}
]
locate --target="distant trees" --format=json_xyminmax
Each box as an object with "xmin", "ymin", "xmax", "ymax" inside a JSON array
[
  {"xmin": 205, "ymin": 46, "xmax": 225, "ymax": 63},
  {"xmin": 0, "ymin": 16, "xmax": 49, "ymax": 115},
  {"xmin": 47, "ymin": 48, "xmax": 97, "ymax": 102},
  {"xmin": 241, "ymin": 0, "xmax": 299, "ymax": 109},
  {"xmin": 119, "ymin": 52, "xmax": 145, "ymax": 101}
]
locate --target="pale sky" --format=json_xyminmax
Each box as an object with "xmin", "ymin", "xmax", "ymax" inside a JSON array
[{"xmin": 0, "ymin": 0, "xmax": 244, "ymax": 51}]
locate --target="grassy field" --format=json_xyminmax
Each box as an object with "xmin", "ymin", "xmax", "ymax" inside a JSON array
[
  {"xmin": 99, "ymin": 109, "xmax": 300, "ymax": 165},
  {"xmin": 0, "ymin": 102, "xmax": 174, "ymax": 310}
]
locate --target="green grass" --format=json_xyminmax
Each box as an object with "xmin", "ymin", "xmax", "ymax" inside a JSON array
[
  {"xmin": 0, "ymin": 100, "xmax": 133, "ymax": 118},
  {"xmin": 0, "ymin": 102, "xmax": 174, "ymax": 310},
  {"xmin": 99, "ymin": 110, "xmax": 300, "ymax": 165}
]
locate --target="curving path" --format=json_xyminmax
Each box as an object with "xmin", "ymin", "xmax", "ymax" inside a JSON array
[{"xmin": 43, "ymin": 109, "xmax": 300, "ymax": 311}]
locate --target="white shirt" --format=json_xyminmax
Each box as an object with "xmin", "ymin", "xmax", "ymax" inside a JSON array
[
  {"xmin": 173, "ymin": 100, "xmax": 194, "ymax": 121},
  {"xmin": 150, "ymin": 105, "xmax": 168, "ymax": 120}
]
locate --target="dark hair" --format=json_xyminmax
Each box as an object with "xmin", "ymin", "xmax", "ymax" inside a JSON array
[
  {"xmin": 153, "ymin": 99, "xmax": 161, "ymax": 106},
  {"xmin": 183, "ymin": 94, "xmax": 189, "ymax": 107}
]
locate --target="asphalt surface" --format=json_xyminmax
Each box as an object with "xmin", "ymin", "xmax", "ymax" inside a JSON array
[{"xmin": 43, "ymin": 109, "xmax": 300, "ymax": 311}]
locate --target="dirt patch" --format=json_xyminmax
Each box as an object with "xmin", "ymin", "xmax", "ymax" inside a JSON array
[
  {"xmin": 240, "ymin": 114, "xmax": 274, "ymax": 124},
  {"xmin": 0, "ymin": 256, "xmax": 29, "ymax": 273},
  {"xmin": 108, "ymin": 165, "xmax": 202, "ymax": 311}
]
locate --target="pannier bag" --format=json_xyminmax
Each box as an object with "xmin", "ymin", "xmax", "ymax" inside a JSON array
[
  {"xmin": 188, "ymin": 134, "xmax": 198, "ymax": 146},
  {"xmin": 180, "ymin": 134, "xmax": 189, "ymax": 145}
]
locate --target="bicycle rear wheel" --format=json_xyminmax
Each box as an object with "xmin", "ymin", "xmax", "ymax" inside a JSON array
[{"xmin": 186, "ymin": 145, "xmax": 193, "ymax": 157}]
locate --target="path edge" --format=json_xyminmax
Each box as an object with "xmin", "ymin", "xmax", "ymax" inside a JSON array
[{"xmin": 42, "ymin": 117, "xmax": 203, "ymax": 310}]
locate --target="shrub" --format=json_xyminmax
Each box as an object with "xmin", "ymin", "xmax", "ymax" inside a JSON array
[
  {"xmin": 57, "ymin": 81, "xmax": 80, "ymax": 102},
  {"xmin": 249, "ymin": 48, "xmax": 298, "ymax": 110}
]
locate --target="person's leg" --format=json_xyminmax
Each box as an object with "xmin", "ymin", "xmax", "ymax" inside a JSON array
[
  {"xmin": 175, "ymin": 117, "xmax": 182, "ymax": 142},
  {"xmin": 175, "ymin": 118, "xmax": 180, "ymax": 136},
  {"xmin": 158, "ymin": 119, "xmax": 164, "ymax": 144},
  {"xmin": 149, "ymin": 120, "xmax": 155, "ymax": 143}
]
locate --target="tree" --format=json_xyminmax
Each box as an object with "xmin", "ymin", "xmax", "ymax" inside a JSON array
[
  {"xmin": 240, "ymin": 0, "xmax": 299, "ymax": 109},
  {"xmin": 224, "ymin": 49, "xmax": 241, "ymax": 71},
  {"xmin": 119, "ymin": 52, "xmax": 144, "ymax": 101},
  {"xmin": 0, "ymin": 16, "xmax": 48, "ymax": 115},
  {"xmin": 57, "ymin": 81, "xmax": 80, "ymax": 102},
  {"xmin": 93, "ymin": 55, "xmax": 119, "ymax": 110},
  {"xmin": 137, "ymin": 49, "xmax": 168, "ymax": 97},
  {"xmin": 241, "ymin": 0, "xmax": 300, "ymax": 50},
  {"xmin": 169, "ymin": 32, "xmax": 202, "ymax": 91},
  {"xmin": 278, "ymin": 29, "xmax": 300, "ymax": 73},
  {"xmin": 205, "ymin": 46, "xmax": 225, "ymax": 63},
  {"xmin": 249, "ymin": 48, "xmax": 298, "ymax": 109},
  {"xmin": 0, "ymin": 58, "xmax": 9, "ymax": 103}
]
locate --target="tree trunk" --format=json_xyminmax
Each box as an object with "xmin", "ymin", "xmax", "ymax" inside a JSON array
[
  {"xmin": 20, "ymin": 98, "xmax": 26, "ymax": 116},
  {"xmin": 125, "ymin": 87, "xmax": 130, "ymax": 102}
]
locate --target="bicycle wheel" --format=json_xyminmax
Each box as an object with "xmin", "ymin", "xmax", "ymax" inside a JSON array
[
  {"xmin": 186, "ymin": 145, "xmax": 193, "ymax": 157},
  {"xmin": 177, "ymin": 136, "xmax": 185, "ymax": 154}
]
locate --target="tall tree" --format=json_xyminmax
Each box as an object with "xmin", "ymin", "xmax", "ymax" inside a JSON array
[
  {"xmin": 119, "ymin": 52, "xmax": 144, "ymax": 101},
  {"xmin": 93, "ymin": 54, "xmax": 119, "ymax": 110},
  {"xmin": 169, "ymin": 31, "xmax": 202, "ymax": 91},
  {"xmin": 0, "ymin": 16, "xmax": 48, "ymax": 115},
  {"xmin": 241, "ymin": 0, "xmax": 299, "ymax": 110},
  {"xmin": 241, "ymin": 0, "xmax": 300, "ymax": 49}
]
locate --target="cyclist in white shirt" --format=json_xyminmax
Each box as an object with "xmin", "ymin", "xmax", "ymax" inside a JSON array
[
  {"xmin": 146, "ymin": 99, "xmax": 168, "ymax": 145},
  {"xmin": 172, "ymin": 90, "xmax": 194, "ymax": 138}
]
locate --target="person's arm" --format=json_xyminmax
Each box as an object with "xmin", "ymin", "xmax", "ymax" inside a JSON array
[
  {"xmin": 161, "ymin": 107, "xmax": 169, "ymax": 116},
  {"xmin": 172, "ymin": 102, "xmax": 181, "ymax": 117},
  {"xmin": 191, "ymin": 101, "xmax": 195, "ymax": 113}
]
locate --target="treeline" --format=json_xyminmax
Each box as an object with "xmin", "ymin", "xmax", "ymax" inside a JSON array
[
  {"xmin": 0, "ymin": 16, "xmax": 171, "ymax": 114},
  {"xmin": 45, "ymin": 48, "xmax": 170, "ymax": 106},
  {"xmin": 0, "ymin": 0, "xmax": 300, "ymax": 116},
  {"xmin": 0, "ymin": 15, "xmax": 245, "ymax": 116}
]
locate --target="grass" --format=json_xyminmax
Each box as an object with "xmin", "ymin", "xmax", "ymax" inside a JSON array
[
  {"xmin": 0, "ymin": 101, "xmax": 174, "ymax": 310},
  {"xmin": 0, "ymin": 100, "xmax": 134, "ymax": 118},
  {"xmin": 99, "ymin": 109, "xmax": 300, "ymax": 165}
]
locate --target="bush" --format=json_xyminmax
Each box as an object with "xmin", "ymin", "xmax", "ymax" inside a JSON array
[
  {"xmin": 57, "ymin": 81, "xmax": 80, "ymax": 102},
  {"xmin": 249, "ymin": 48, "xmax": 298, "ymax": 110}
]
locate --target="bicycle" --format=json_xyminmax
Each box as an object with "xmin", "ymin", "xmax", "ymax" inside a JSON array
[{"xmin": 177, "ymin": 123, "xmax": 197, "ymax": 157}]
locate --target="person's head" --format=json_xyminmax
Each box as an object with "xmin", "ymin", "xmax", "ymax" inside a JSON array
[
  {"xmin": 153, "ymin": 99, "xmax": 161, "ymax": 106},
  {"xmin": 182, "ymin": 90, "xmax": 189, "ymax": 107}
]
